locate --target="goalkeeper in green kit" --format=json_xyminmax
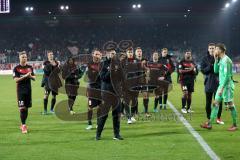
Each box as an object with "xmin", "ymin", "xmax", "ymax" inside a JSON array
[{"xmin": 201, "ymin": 43, "xmax": 237, "ymax": 131}]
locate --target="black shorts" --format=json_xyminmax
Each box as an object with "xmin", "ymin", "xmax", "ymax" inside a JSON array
[
  {"xmin": 42, "ymin": 78, "xmax": 58, "ymax": 95},
  {"xmin": 88, "ymin": 98, "xmax": 101, "ymax": 108},
  {"xmin": 17, "ymin": 92, "xmax": 32, "ymax": 108},
  {"xmin": 181, "ymin": 81, "xmax": 194, "ymax": 93},
  {"xmin": 45, "ymin": 85, "xmax": 58, "ymax": 95},
  {"xmin": 65, "ymin": 84, "xmax": 79, "ymax": 96}
]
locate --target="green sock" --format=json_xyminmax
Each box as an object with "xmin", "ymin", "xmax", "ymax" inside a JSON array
[
  {"xmin": 210, "ymin": 105, "xmax": 219, "ymax": 125},
  {"xmin": 230, "ymin": 106, "xmax": 237, "ymax": 126}
]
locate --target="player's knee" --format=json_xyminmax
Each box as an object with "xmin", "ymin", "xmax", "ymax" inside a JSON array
[
  {"xmin": 227, "ymin": 102, "xmax": 234, "ymax": 109},
  {"xmin": 183, "ymin": 92, "xmax": 188, "ymax": 98},
  {"xmin": 19, "ymin": 107, "xmax": 26, "ymax": 112},
  {"xmin": 44, "ymin": 92, "xmax": 49, "ymax": 99},
  {"xmin": 213, "ymin": 101, "xmax": 220, "ymax": 107}
]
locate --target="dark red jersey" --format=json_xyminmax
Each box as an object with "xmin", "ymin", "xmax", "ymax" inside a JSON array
[
  {"xmin": 178, "ymin": 59, "xmax": 198, "ymax": 83},
  {"xmin": 13, "ymin": 64, "xmax": 34, "ymax": 92}
]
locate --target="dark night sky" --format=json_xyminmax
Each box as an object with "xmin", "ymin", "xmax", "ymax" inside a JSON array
[{"xmin": 6, "ymin": 0, "xmax": 228, "ymax": 15}]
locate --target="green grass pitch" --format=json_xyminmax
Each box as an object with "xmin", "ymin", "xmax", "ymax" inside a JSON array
[{"xmin": 0, "ymin": 73, "xmax": 239, "ymax": 160}]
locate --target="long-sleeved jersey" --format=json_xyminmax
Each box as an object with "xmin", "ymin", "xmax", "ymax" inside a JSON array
[{"xmin": 214, "ymin": 55, "xmax": 234, "ymax": 89}]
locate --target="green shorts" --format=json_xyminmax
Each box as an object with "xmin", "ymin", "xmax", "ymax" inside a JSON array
[{"xmin": 215, "ymin": 86, "xmax": 234, "ymax": 103}]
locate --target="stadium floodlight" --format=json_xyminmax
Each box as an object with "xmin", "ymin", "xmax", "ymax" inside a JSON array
[
  {"xmin": 25, "ymin": 7, "xmax": 29, "ymax": 11},
  {"xmin": 232, "ymin": 0, "xmax": 237, "ymax": 2},
  {"xmin": 225, "ymin": 3, "xmax": 230, "ymax": 8},
  {"xmin": 60, "ymin": 5, "xmax": 65, "ymax": 10},
  {"xmin": 137, "ymin": 4, "xmax": 141, "ymax": 8},
  {"xmin": 25, "ymin": 6, "xmax": 34, "ymax": 12},
  {"xmin": 60, "ymin": 5, "xmax": 69, "ymax": 11},
  {"xmin": 132, "ymin": 4, "xmax": 137, "ymax": 8}
]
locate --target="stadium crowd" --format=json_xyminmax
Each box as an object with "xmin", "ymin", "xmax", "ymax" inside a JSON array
[{"xmin": 0, "ymin": 20, "xmax": 225, "ymax": 64}]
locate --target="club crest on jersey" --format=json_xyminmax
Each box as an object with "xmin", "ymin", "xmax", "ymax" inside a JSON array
[{"xmin": 114, "ymin": 65, "xmax": 119, "ymax": 71}]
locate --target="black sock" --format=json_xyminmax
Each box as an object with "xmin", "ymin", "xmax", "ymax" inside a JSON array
[
  {"xmin": 44, "ymin": 98, "xmax": 48, "ymax": 111},
  {"xmin": 143, "ymin": 98, "xmax": 149, "ymax": 113},
  {"xmin": 163, "ymin": 94, "xmax": 168, "ymax": 105},
  {"xmin": 120, "ymin": 101, "xmax": 124, "ymax": 114},
  {"xmin": 123, "ymin": 102, "xmax": 131, "ymax": 119},
  {"xmin": 187, "ymin": 97, "xmax": 192, "ymax": 110},
  {"xmin": 154, "ymin": 98, "xmax": 158, "ymax": 109},
  {"xmin": 131, "ymin": 106, "xmax": 135, "ymax": 116},
  {"xmin": 132, "ymin": 100, "xmax": 138, "ymax": 115},
  {"xmin": 68, "ymin": 96, "xmax": 76, "ymax": 111},
  {"xmin": 136, "ymin": 100, "xmax": 138, "ymax": 114},
  {"xmin": 182, "ymin": 97, "xmax": 187, "ymax": 109},
  {"xmin": 20, "ymin": 108, "xmax": 28, "ymax": 125},
  {"xmin": 51, "ymin": 98, "xmax": 56, "ymax": 111},
  {"xmin": 88, "ymin": 109, "xmax": 93, "ymax": 125},
  {"xmin": 159, "ymin": 96, "xmax": 162, "ymax": 107},
  {"xmin": 217, "ymin": 101, "xmax": 223, "ymax": 119},
  {"xmin": 68, "ymin": 98, "xmax": 73, "ymax": 111}
]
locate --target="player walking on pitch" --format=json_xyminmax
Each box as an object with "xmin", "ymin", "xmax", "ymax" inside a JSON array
[
  {"xmin": 200, "ymin": 43, "xmax": 224, "ymax": 125},
  {"xmin": 86, "ymin": 49, "xmax": 102, "ymax": 130},
  {"xmin": 201, "ymin": 43, "xmax": 237, "ymax": 131},
  {"xmin": 13, "ymin": 51, "xmax": 36, "ymax": 134},
  {"xmin": 178, "ymin": 51, "xmax": 198, "ymax": 114},
  {"xmin": 41, "ymin": 51, "xmax": 60, "ymax": 115},
  {"xmin": 157, "ymin": 48, "xmax": 175, "ymax": 110}
]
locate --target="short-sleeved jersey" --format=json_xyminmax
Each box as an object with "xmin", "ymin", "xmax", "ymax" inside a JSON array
[
  {"xmin": 13, "ymin": 64, "xmax": 34, "ymax": 92},
  {"xmin": 158, "ymin": 56, "xmax": 175, "ymax": 74},
  {"xmin": 147, "ymin": 61, "xmax": 168, "ymax": 79},
  {"xmin": 43, "ymin": 60, "xmax": 59, "ymax": 77},
  {"xmin": 87, "ymin": 60, "xmax": 101, "ymax": 89},
  {"xmin": 178, "ymin": 59, "xmax": 197, "ymax": 83},
  {"xmin": 62, "ymin": 63, "xmax": 84, "ymax": 85},
  {"xmin": 41, "ymin": 60, "xmax": 60, "ymax": 88},
  {"xmin": 214, "ymin": 55, "xmax": 234, "ymax": 89}
]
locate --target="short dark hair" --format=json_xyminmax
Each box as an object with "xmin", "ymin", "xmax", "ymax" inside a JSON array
[
  {"xmin": 47, "ymin": 50, "xmax": 53, "ymax": 55},
  {"xmin": 216, "ymin": 43, "xmax": 226, "ymax": 52},
  {"xmin": 18, "ymin": 51, "xmax": 27, "ymax": 56},
  {"xmin": 92, "ymin": 48, "xmax": 101, "ymax": 54},
  {"xmin": 127, "ymin": 47, "xmax": 133, "ymax": 51},
  {"xmin": 47, "ymin": 50, "xmax": 53, "ymax": 53},
  {"xmin": 208, "ymin": 43, "xmax": 215, "ymax": 47},
  {"xmin": 185, "ymin": 49, "xmax": 192, "ymax": 53},
  {"xmin": 136, "ymin": 47, "xmax": 142, "ymax": 50}
]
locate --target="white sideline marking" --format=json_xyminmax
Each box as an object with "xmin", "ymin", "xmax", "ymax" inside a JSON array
[{"xmin": 167, "ymin": 101, "xmax": 220, "ymax": 160}]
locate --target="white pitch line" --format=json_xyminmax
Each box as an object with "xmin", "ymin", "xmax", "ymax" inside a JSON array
[{"xmin": 167, "ymin": 101, "xmax": 220, "ymax": 160}]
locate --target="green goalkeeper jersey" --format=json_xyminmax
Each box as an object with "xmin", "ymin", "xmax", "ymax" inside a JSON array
[{"xmin": 214, "ymin": 55, "xmax": 234, "ymax": 89}]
